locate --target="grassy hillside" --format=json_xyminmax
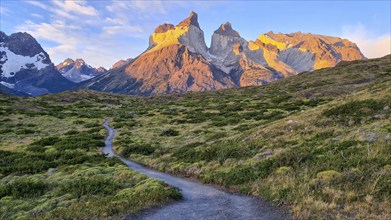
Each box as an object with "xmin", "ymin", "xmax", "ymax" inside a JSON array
[
  {"xmin": 0, "ymin": 96, "xmax": 181, "ymax": 219},
  {"xmin": 1, "ymin": 55, "xmax": 390, "ymax": 219}
]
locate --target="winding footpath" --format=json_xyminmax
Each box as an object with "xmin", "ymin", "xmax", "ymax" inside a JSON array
[{"xmin": 102, "ymin": 119, "xmax": 290, "ymax": 220}]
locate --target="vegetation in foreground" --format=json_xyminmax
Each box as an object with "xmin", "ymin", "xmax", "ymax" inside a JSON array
[
  {"xmin": 0, "ymin": 55, "xmax": 390, "ymax": 219},
  {"xmin": 0, "ymin": 103, "xmax": 181, "ymax": 219}
]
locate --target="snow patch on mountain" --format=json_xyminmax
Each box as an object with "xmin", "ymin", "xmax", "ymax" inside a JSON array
[
  {"xmin": 0, "ymin": 45, "xmax": 49, "ymax": 78},
  {"xmin": 56, "ymin": 58, "xmax": 106, "ymax": 83},
  {"xmin": 60, "ymin": 66, "xmax": 95, "ymax": 83},
  {"xmin": 0, "ymin": 81, "xmax": 15, "ymax": 89}
]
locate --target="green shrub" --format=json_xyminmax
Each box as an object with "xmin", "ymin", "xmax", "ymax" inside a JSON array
[
  {"xmin": 173, "ymin": 141, "xmax": 258, "ymax": 163},
  {"xmin": 322, "ymin": 99, "xmax": 389, "ymax": 124},
  {"xmin": 73, "ymin": 120, "xmax": 85, "ymax": 125},
  {"xmin": 31, "ymin": 136, "xmax": 61, "ymax": 147},
  {"xmin": 64, "ymin": 130, "xmax": 79, "ymax": 135},
  {"xmin": 160, "ymin": 128, "xmax": 179, "ymax": 137},
  {"xmin": 121, "ymin": 143, "xmax": 156, "ymax": 156},
  {"xmin": 57, "ymin": 176, "xmax": 121, "ymax": 196},
  {"xmin": 25, "ymin": 145, "xmax": 45, "ymax": 152},
  {"xmin": 0, "ymin": 177, "xmax": 48, "ymax": 198},
  {"xmin": 207, "ymin": 159, "xmax": 276, "ymax": 186},
  {"xmin": 15, "ymin": 129, "xmax": 36, "ymax": 134},
  {"xmin": 0, "ymin": 128, "xmax": 13, "ymax": 134}
]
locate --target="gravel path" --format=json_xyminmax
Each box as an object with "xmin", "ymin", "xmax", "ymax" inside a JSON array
[{"xmin": 102, "ymin": 119, "xmax": 290, "ymax": 220}]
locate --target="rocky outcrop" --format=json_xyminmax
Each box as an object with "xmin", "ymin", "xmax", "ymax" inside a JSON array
[
  {"xmin": 258, "ymin": 32, "xmax": 366, "ymax": 70},
  {"xmin": 209, "ymin": 25, "xmax": 365, "ymax": 85},
  {"xmin": 177, "ymin": 11, "xmax": 200, "ymax": 28},
  {"xmin": 148, "ymin": 11, "xmax": 208, "ymax": 57},
  {"xmin": 154, "ymin": 24, "xmax": 175, "ymax": 33}
]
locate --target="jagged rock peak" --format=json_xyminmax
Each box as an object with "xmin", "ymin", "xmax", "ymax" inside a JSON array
[
  {"xmin": 57, "ymin": 58, "xmax": 87, "ymax": 69},
  {"xmin": 63, "ymin": 58, "xmax": 75, "ymax": 64},
  {"xmin": 214, "ymin": 22, "xmax": 240, "ymax": 37},
  {"xmin": 0, "ymin": 31, "xmax": 7, "ymax": 41},
  {"xmin": 75, "ymin": 58, "xmax": 86, "ymax": 67},
  {"xmin": 56, "ymin": 58, "xmax": 106, "ymax": 83},
  {"xmin": 1, "ymin": 31, "xmax": 51, "ymax": 61},
  {"xmin": 1, "ymin": 31, "xmax": 75, "ymax": 95},
  {"xmin": 96, "ymin": 67, "xmax": 107, "ymax": 72},
  {"xmin": 154, "ymin": 23, "xmax": 175, "ymax": 33},
  {"xmin": 177, "ymin": 11, "xmax": 200, "ymax": 28}
]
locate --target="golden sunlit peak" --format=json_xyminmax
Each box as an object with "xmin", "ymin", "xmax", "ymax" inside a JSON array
[
  {"xmin": 258, "ymin": 34, "xmax": 287, "ymax": 50},
  {"xmin": 177, "ymin": 11, "xmax": 200, "ymax": 28}
]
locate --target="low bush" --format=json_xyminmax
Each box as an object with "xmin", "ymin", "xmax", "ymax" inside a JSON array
[
  {"xmin": 159, "ymin": 128, "xmax": 179, "ymax": 137},
  {"xmin": 56, "ymin": 176, "xmax": 121, "ymax": 196},
  {"xmin": 15, "ymin": 129, "xmax": 36, "ymax": 134},
  {"xmin": 206, "ymin": 159, "xmax": 276, "ymax": 186},
  {"xmin": 0, "ymin": 177, "xmax": 48, "ymax": 198},
  {"xmin": 322, "ymin": 99, "xmax": 390, "ymax": 124},
  {"xmin": 121, "ymin": 143, "xmax": 156, "ymax": 156}
]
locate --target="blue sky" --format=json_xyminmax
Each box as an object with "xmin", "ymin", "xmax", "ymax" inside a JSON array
[{"xmin": 1, "ymin": 0, "xmax": 390, "ymax": 68}]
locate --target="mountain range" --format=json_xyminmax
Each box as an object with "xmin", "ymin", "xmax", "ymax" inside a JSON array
[
  {"xmin": 0, "ymin": 11, "xmax": 366, "ymax": 96},
  {"xmin": 56, "ymin": 58, "xmax": 107, "ymax": 83}
]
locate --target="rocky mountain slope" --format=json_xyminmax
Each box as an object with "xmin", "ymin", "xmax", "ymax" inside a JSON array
[
  {"xmin": 81, "ymin": 11, "xmax": 365, "ymax": 96},
  {"xmin": 0, "ymin": 31, "xmax": 75, "ymax": 96},
  {"xmin": 110, "ymin": 58, "xmax": 133, "ymax": 70},
  {"xmin": 56, "ymin": 58, "xmax": 107, "ymax": 83},
  {"xmin": 0, "ymin": 83, "xmax": 30, "ymax": 96},
  {"xmin": 81, "ymin": 12, "xmax": 234, "ymax": 95}
]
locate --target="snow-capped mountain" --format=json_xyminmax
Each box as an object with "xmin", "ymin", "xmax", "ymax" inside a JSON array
[
  {"xmin": 56, "ymin": 58, "xmax": 107, "ymax": 83},
  {"xmin": 81, "ymin": 11, "xmax": 365, "ymax": 96},
  {"xmin": 0, "ymin": 31, "xmax": 75, "ymax": 96}
]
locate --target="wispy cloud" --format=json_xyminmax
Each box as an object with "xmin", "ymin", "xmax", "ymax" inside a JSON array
[
  {"xmin": 51, "ymin": 0, "xmax": 98, "ymax": 16},
  {"xmin": 31, "ymin": 13, "xmax": 44, "ymax": 19},
  {"xmin": 17, "ymin": 20, "xmax": 84, "ymax": 45},
  {"xmin": 0, "ymin": 6, "xmax": 9, "ymax": 15},
  {"xmin": 16, "ymin": 1, "xmax": 149, "ymax": 68},
  {"xmin": 342, "ymin": 23, "xmax": 391, "ymax": 58},
  {"xmin": 102, "ymin": 25, "xmax": 143, "ymax": 37},
  {"xmin": 25, "ymin": 0, "xmax": 48, "ymax": 10},
  {"xmin": 106, "ymin": 0, "xmax": 166, "ymax": 14}
]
